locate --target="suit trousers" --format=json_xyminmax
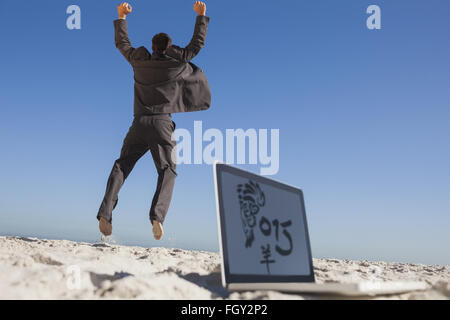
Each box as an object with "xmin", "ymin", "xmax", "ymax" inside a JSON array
[{"xmin": 97, "ymin": 114, "xmax": 177, "ymax": 225}]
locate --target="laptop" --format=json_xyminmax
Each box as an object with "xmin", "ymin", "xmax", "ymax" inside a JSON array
[{"xmin": 213, "ymin": 162, "xmax": 428, "ymax": 296}]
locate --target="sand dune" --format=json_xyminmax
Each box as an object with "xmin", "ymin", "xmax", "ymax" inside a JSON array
[{"xmin": 0, "ymin": 236, "xmax": 448, "ymax": 300}]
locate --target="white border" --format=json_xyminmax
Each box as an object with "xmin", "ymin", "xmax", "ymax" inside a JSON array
[{"xmin": 213, "ymin": 160, "xmax": 227, "ymax": 288}]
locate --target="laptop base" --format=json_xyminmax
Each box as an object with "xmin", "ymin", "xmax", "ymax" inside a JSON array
[{"xmin": 227, "ymin": 281, "xmax": 428, "ymax": 297}]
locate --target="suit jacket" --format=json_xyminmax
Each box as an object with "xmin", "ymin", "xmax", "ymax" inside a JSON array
[{"xmin": 113, "ymin": 16, "xmax": 211, "ymax": 116}]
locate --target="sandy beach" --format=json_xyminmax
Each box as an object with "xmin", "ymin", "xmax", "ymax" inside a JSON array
[{"xmin": 0, "ymin": 236, "xmax": 448, "ymax": 300}]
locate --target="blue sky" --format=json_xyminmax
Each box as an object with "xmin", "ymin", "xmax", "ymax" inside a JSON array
[{"xmin": 0, "ymin": 0, "xmax": 449, "ymax": 265}]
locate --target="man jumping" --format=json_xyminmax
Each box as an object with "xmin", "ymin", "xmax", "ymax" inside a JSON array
[{"xmin": 97, "ymin": 2, "xmax": 211, "ymax": 240}]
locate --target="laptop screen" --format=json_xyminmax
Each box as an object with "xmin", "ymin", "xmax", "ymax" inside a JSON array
[{"xmin": 214, "ymin": 163, "xmax": 315, "ymax": 283}]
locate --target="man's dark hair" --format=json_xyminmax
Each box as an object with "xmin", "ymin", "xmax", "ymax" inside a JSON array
[{"xmin": 152, "ymin": 33, "xmax": 172, "ymax": 53}]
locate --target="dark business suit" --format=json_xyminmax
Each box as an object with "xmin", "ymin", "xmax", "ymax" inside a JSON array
[{"xmin": 97, "ymin": 15, "xmax": 211, "ymax": 225}]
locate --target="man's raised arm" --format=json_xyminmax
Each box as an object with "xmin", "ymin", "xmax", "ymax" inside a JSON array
[
  {"xmin": 166, "ymin": 1, "xmax": 210, "ymax": 63},
  {"xmin": 114, "ymin": 2, "xmax": 134, "ymax": 63}
]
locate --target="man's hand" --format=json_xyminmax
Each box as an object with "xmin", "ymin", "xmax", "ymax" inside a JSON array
[
  {"xmin": 117, "ymin": 2, "xmax": 132, "ymax": 19},
  {"xmin": 193, "ymin": 1, "xmax": 206, "ymax": 16}
]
